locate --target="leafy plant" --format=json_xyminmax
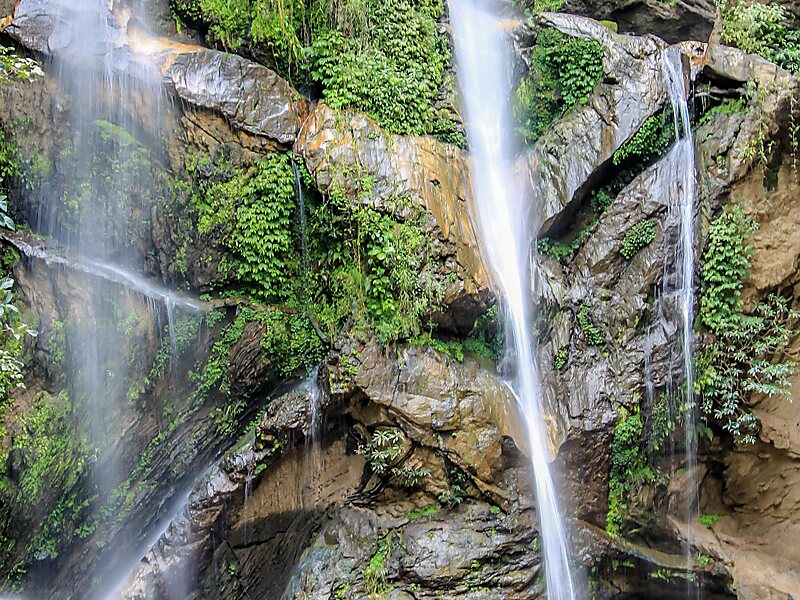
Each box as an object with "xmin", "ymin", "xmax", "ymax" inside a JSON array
[
  {"xmin": 513, "ymin": 28, "xmax": 604, "ymax": 142},
  {"xmin": 307, "ymin": 0, "xmax": 448, "ymax": 135},
  {"xmin": 357, "ymin": 428, "xmax": 404, "ymax": 474},
  {"xmin": 721, "ymin": 1, "xmax": 800, "ymax": 75},
  {"xmin": 553, "ymin": 346, "xmax": 569, "ymax": 371},
  {"xmin": 0, "ymin": 47, "xmax": 43, "ymax": 84},
  {"xmin": 620, "ymin": 220, "xmax": 656, "ymax": 260},
  {"xmin": 613, "ymin": 110, "xmax": 674, "ymax": 166},
  {"xmin": 698, "ymin": 97, "xmax": 749, "ymax": 126},
  {"xmin": 195, "ymin": 153, "xmax": 297, "ymax": 303},
  {"xmin": 406, "ymin": 503, "xmax": 438, "ymax": 520},
  {"xmin": 697, "ymin": 204, "xmax": 800, "ymax": 443},
  {"xmin": 363, "ymin": 530, "xmax": 399, "ymax": 595},
  {"xmin": 174, "ymin": 0, "xmax": 453, "ymax": 135},
  {"xmin": 606, "ymin": 406, "xmax": 655, "ymax": 536},
  {"xmin": 464, "ymin": 305, "xmax": 503, "ymax": 360},
  {"xmin": 578, "ymin": 305, "xmax": 604, "ymax": 347}
]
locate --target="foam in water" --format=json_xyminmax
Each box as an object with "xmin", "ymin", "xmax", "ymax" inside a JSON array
[{"xmin": 448, "ymin": 1, "xmax": 577, "ymax": 598}]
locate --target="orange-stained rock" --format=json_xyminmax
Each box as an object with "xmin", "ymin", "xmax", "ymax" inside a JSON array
[{"xmin": 296, "ymin": 103, "xmax": 493, "ymax": 332}]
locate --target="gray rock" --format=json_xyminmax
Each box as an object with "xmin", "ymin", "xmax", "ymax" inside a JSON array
[{"xmin": 163, "ymin": 50, "xmax": 308, "ymax": 147}]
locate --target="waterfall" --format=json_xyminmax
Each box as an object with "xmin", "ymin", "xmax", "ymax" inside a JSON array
[
  {"xmin": 16, "ymin": 1, "xmax": 200, "ymax": 595},
  {"xmin": 661, "ymin": 46, "xmax": 699, "ymax": 588},
  {"xmin": 448, "ymin": 2, "xmax": 577, "ymax": 598}
]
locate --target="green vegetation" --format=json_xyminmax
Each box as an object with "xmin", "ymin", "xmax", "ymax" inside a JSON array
[
  {"xmin": 537, "ymin": 220, "xmax": 595, "ymax": 262},
  {"xmin": 697, "ymin": 204, "xmax": 799, "ymax": 443},
  {"xmin": 578, "ymin": 305, "xmax": 604, "ymax": 347},
  {"xmin": 181, "ymin": 148, "xmax": 446, "ymax": 348},
  {"xmin": 613, "ymin": 111, "xmax": 674, "ymax": 166},
  {"xmin": 406, "ymin": 503, "xmax": 438, "ymax": 520},
  {"xmin": 0, "ymin": 47, "xmax": 43, "ymax": 84},
  {"xmin": 553, "ymin": 346, "xmax": 568, "ymax": 371},
  {"xmin": 464, "ymin": 306, "xmax": 503, "ymax": 361},
  {"xmin": 721, "ymin": 1, "xmax": 800, "ymax": 76},
  {"xmin": 607, "ymin": 406, "xmax": 654, "ymax": 536},
  {"xmin": 0, "ymin": 188, "xmax": 35, "ymax": 454},
  {"xmin": 589, "ymin": 108, "xmax": 675, "ymax": 218},
  {"xmin": 620, "ymin": 220, "xmax": 656, "ymax": 260},
  {"xmin": 412, "ymin": 332, "xmax": 464, "ymax": 362},
  {"xmin": 305, "ymin": 175, "xmax": 445, "ymax": 344},
  {"xmin": 698, "ymin": 97, "xmax": 749, "ymax": 126},
  {"xmin": 172, "ymin": 0, "xmax": 458, "ymax": 138},
  {"xmin": 363, "ymin": 530, "xmax": 399, "ymax": 595},
  {"xmin": 699, "ymin": 513, "xmax": 726, "ymax": 528},
  {"xmin": 193, "ymin": 153, "xmax": 296, "ymax": 302},
  {"xmin": 526, "ymin": 0, "xmax": 566, "ymax": 11},
  {"xmin": 307, "ymin": 0, "xmax": 449, "ymax": 135},
  {"xmin": 513, "ymin": 28, "xmax": 604, "ymax": 142},
  {"xmin": 356, "ymin": 428, "xmax": 430, "ymax": 487},
  {"xmin": 438, "ymin": 457, "xmax": 469, "ymax": 508}
]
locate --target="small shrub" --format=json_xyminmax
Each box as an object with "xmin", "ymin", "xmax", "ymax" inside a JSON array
[
  {"xmin": 620, "ymin": 220, "xmax": 656, "ymax": 260},
  {"xmin": 578, "ymin": 306, "xmax": 604, "ymax": 347},
  {"xmin": 553, "ymin": 346, "xmax": 568, "ymax": 371},
  {"xmin": 697, "ymin": 204, "xmax": 800, "ymax": 443},
  {"xmin": 607, "ymin": 406, "xmax": 655, "ymax": 537},
  {"xmin": 590, "ymin": 189, "xmax": 615, "ymax": 214},
  {"xmin": 721, "ymin": 1, "xmax": 800, "ymax": 75},
  {"xmin": 363, "ymin": 530, "xmax": 399, "ymax": 595},
  {"xmin": 613, "ymin": 110, "xmax": 674, "ymax": 166},
  {"xmin": 513, "ymin": 28, "xmax": 604, "ymax": 142}
]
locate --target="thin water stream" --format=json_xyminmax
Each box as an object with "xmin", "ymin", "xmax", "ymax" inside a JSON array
[
  {"xmin": 448, "ymin": 2, "xmax": 577, "ymax": 598},
  {"xmin": 661, "ymin": 46, "xmax": 699, "ymax": 590}
]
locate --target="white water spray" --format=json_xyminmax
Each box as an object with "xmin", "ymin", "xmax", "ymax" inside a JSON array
[{"xmin": 448, "ymin": 2, "xmax": 576, "ymax": 598}]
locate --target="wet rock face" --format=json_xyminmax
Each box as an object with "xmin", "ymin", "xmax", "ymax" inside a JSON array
[
  {"xmin": 559, "ymin": 0, "xmax": 716, "ymax": 43},
  {"xmin": 119, "ymin": 351, "xmax": 543, "ymax": 600},
  {"xmin": 1, "ymin": 246, "xmax": 279, "ymax": 600}
]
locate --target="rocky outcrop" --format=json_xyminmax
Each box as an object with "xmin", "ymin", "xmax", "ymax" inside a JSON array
[
  {"xmin": 516, "ymin": 13, "xmax": 670, "ymax": 232},
  {"xmin": 119, "ymin": 345, "xmax": 541, "ymax": 599},
  {"xmin": 294, "ymin": 103, "xmax": 492, "ymax": 333},
  {"xmin": 559, "ymin": 0, "xmax": 716, "ymax": 43},
  {"xmin": 689, "ymin": 43, "xmax": 800, "ymax": 600},
  {"xmin": 163, "ymin": 50, "xmax": 308, "ymax": 147}
]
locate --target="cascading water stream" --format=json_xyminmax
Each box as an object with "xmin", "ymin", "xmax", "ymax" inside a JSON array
[
  {"xmin": 448, "ymin": 2, "xmax": 576, "ymax": 598},
  {"xmin": 661, "ymin": 46, "xmax": 699, "ymax": 588},
  {"xmin": 12, "ymin": 1, "xmax": 205, "ymax": 595}
]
